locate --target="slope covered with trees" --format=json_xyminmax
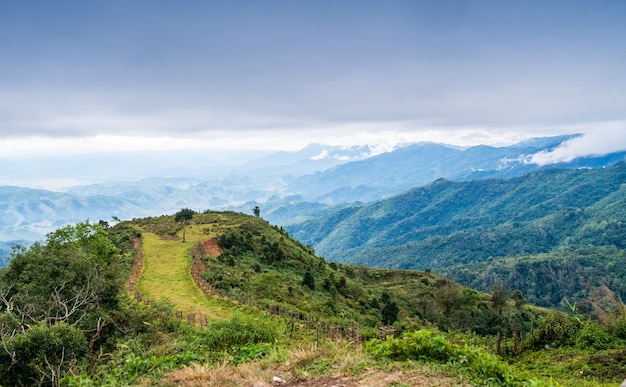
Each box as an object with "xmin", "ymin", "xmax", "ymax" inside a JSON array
[{"xmin": 287, "ymin": 162, "xmax": 626, "ymax": 308}]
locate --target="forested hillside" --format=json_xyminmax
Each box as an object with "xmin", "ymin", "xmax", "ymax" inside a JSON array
[
  {"xmin": 2, "ymin": 212, "xmax": 626, "ymax": 385},
  {"xmin": 287, "ymin": 162, "xmax": 626, "ymax": 308}
]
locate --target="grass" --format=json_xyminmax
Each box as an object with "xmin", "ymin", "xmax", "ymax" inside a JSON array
[
  {"xmin": 162, "ymin": 340, "xmax": 471, "ymax": 387},
  {"xmin": 130, "ymin": 214, "xmax": 620, "ymax": 386},
  {"xmin": 511, "ymin": 347, "xmax": 622, "ymax": 387},
  {"xmin": 138, "ymin": 226, "xmax": 233, "ymax": 320}
]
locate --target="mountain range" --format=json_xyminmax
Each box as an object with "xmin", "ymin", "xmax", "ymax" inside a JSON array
[
  {"xmin": 285, "ymin": 162, "xmax": 626, "ymax": 307},
  {"xmin": 1, "ymin": 135, "xmax": 625, "ymax": 261}
]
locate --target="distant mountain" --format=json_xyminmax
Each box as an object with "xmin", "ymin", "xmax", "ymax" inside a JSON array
[
  {"xmin": 286, "ymin": 135, "xmax": 626, "ymax": 203},
  {"xmin": 0, "ymin": 186, "xmax": 152, "ymax": 241},
  {"xmin": 3, "ymin": 136, "xmax": 625, "ymax": 251},
  {"xmin": 233, "ymin": 143, "xmax": 374, "ymax": 176}
]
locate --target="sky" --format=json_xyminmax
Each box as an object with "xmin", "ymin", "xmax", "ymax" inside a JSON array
[{"xmin": 1, "ymin": 0, "xmax": 625, "ymax": 164}]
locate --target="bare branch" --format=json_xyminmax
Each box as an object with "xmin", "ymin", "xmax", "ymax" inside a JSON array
[
  {"xmin": 0, "ymin": 285, "xmax": 14, "ymax": 313},
  {"xmin": 88, "ymin": 317, "xmax": 106, "ymax": 376},
  {"xmin": 36, "ymin": 348, "xmax": 66, "ymax": 387},
  {"xmin": 0, "ymin": 323, "xmax": 18, "ymax": 366},
  {"xmin": 48, "ymin": 272, "xmax": 99, "ymax": 325}
]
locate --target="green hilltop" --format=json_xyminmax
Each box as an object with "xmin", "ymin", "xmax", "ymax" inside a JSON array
[{"xmin": 0, "ymin": 210, "xmax": 625, "ymax": 385}]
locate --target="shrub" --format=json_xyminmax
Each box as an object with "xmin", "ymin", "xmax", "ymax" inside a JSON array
[
  {"xmin": 575, "ymin": 321, "xmax": 614, "ymax": 350},
  {"xmin": 527, "ymin": 313, "xmax": 582, "ymax": 349},
  {"xmin": 0, "ymin": 322, "xmax": 87, "ymax": 386},
  {"xmin": 200, "ymin": 314, "xmax": 277, "ymax": 352},
  {"xmin": 366, "ymin": 329, "xmax": 535, "ymax": 386}
]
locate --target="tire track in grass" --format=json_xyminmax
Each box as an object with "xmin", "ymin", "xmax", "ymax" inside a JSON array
[{"xmin": 138, "ymin": 228, "xmax": 232, "ymax": 320}]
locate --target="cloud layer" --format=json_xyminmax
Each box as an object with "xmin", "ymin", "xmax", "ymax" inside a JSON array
[
  {"xmin": 528, "ymin": 125, "xmax": 626, "ymax": 165},
  {"xmin": 0, "ymin": 1, "xmax": 624, "ymax": 156}
]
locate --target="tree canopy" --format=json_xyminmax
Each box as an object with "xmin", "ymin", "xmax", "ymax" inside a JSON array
[
  {"xmin": 174, "ymin": 208, "xmax": 195, "ymax": 223},
  {"xmin": 0, "ymin": 222, "xmax": 127, "ymax": 385}
]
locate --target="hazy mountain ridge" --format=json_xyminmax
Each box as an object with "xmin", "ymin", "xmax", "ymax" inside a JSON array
[
  {"xmin": 284, "ymin": 135, "xmax": 585, "ymax": 203},
  {"xmin": 0, "ymin": 185, "xmax": 153, "ymax": 241},
  {"xmin": 232, "ymin": 143, "xmax": 374, "ymax": 176},
  {"xmin": 286, "ymin": 163, "xmax": 626, "ymax": 266},
  {"xmin": 2, "ymin": 136, "xmax": 625, "ymax": 256}
]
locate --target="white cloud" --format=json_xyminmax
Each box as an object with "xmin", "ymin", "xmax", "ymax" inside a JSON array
[
  {"xmin": 310, "ymin": 150, "xmax": 330, "ymax": 160},
  {"xmin": 527, "ymin": 124, "xmax": 626, "ymax": 165}
]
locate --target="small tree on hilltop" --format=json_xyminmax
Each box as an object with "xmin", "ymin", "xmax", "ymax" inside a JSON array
[
  {"xmin": 253, "ymin": 206, "xmax": 261, "ymax": 217},
  {"xmin": 174, "ymin": 208, "xmax": 195, "ymax": 242}
]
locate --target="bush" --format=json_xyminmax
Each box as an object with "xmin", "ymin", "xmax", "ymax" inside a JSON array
[
  {"xmin": 527, "ymin": 313, "xmax": 583, "ymax": 349},
  {"xmin": 366, "ymin": 329, "xmax": 455, "ymax": 362},
  {"xmin": 365, "ymin": 329, "xmax": 544, "ymax": 386},
  {"xmin": 0, "ymin": 322, "xmax": 87, "ymax": 386},
  {"xmin": 200, "ymin": 314, "xmax": 277, "ymax": 352},
  {"xmin": 575, "ymin": 321, "xmax": 614, "ymax": 350}
]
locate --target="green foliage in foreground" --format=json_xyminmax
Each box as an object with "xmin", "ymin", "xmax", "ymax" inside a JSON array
[
  {"xmin": 1, "ymin": 214, "xmax": 626, "ymax": 386},
  {"xmin": 93, "ymin": 310, "xmax": 279, "ymax": 385},
  {"xmin": 366, "ymin": 329, "xmax": 557, "ymax": 386}
]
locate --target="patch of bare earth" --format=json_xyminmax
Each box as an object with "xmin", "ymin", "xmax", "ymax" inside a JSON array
[
  {"xmin": 191, "ymin": 237, "xmax": 222, "ymax": 278},
  {"xmin": 282, "ymin": 370, "xmax": 467, "ymax": 386},
  {"xmin": 164, "ymin": 363, "xmax": 468, "ymax": 387},
  {"xmin": 201, "ymin": 237, "xmax": 222, "ymax": 257},
  {"xmin": 165, "ymin": 368, "xmax": 466, "ymax": 387}
]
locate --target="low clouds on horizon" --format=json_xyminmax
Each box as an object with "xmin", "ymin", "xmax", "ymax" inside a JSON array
[
  {"xmin": 0, "ymin": 1, "xmax": 625, "ymax": 161},
  {"xmin": 527, "ymin": 128, "xmax": 626, "ymax": 166}
]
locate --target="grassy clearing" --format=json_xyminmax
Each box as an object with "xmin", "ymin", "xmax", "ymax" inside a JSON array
[{"xmin": 138, "ymin": 226, "xmax": 233, "ymax": 320}]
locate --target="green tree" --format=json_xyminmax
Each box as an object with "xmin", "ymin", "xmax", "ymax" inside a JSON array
[
  {"xmin": 0, "ymin": 222, "xmax": 124, "ymax": 385},
  {"xmin": 302, "ymin": 270, "xmax": 315, "ymax": 290},
  {"xmin": 491, "ymin": 283, "xmax": 508, "ymax": 315},
  {"xmin": 174, "ymin": 208, "xmax": 195, "ymax": 223},
  {"xmin": 0, "ymin": 222, "xmax": 122, "ymax": 326},
  {"xmin": 511, "ymin": 289, "xmax": 526, "ymax": 308},
  {"xmin": 174, "ymin": 208, "xmax": 195, "ymax": 242},
  {"xmin": 0, "ymin": 322, "xmax": 87, "ymax": 386},
  {"xmin": 382, "ymin": 299, "xmax": 399, "ymax": 325},
  {"xmin": 253, "ymin": 206, "xmax": 261, "ymax": 217}
]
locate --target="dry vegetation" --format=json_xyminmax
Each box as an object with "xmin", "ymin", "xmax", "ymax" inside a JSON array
[{"xmin": 163, "ymin": 341, "xmax": 469, "ymax": 387}]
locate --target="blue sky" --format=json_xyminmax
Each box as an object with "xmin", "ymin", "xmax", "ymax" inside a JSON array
[{"xmin": 1, "ymin": 0, "xmax": 625, "ymax": 161}]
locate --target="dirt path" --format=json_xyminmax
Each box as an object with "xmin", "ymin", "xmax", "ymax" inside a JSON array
[
  {"xmin": 281, "ymin": 372, "xmax": 468, "ymax": 386},
  {"xmin": 127, "ymin": 237, "xmax": 144, "ymax": 292}
]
